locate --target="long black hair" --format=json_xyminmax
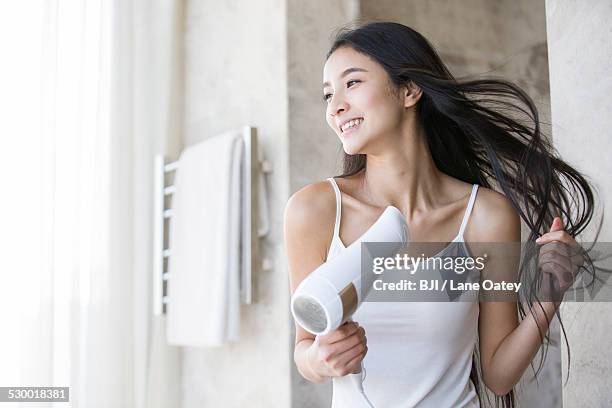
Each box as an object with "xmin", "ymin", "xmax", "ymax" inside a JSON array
[{"xmin": 325, "ymin": 21, "xmax": 604, "ymax": 408}]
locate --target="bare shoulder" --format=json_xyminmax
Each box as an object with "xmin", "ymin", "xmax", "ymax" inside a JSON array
[
  {"xmin": 284, "ymin": 180, "xmax": 336, "ymax": 237},
  {"xmin": 469, "ymin": 186, "xmax": 521, "ymax": 242},
  {"xmin": 284, "ymin": 179, "xmax": 337, "ymax": 267}
]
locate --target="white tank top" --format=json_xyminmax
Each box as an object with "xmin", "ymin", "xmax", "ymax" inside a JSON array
[{"xmin": 326, "ymin": 177, "xmax": 481, "ymax": 408}]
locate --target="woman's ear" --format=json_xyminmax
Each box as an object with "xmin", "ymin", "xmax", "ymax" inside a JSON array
[{"xmin": 403, "ymin": 81, "xmax": 423, "ymax": 108}]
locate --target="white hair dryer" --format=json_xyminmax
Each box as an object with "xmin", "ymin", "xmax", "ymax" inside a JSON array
[{"xmin": 290, "ymin": 205, "xmax": 409, "ymax": 407}]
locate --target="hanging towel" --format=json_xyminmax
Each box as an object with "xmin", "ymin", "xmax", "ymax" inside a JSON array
[{"xmin": 166, "ymin": 129, "xmax": 243, "ymax": 347}]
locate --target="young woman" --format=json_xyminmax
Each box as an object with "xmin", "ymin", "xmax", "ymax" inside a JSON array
[{"xmin": 284, "ymin": 22, "xmax": 598, "ymax": 407}]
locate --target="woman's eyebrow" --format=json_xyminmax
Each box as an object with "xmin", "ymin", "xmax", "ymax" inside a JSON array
[{"xmin": 323, "ymin": 67, "xmax": 368, "ymax": 88}]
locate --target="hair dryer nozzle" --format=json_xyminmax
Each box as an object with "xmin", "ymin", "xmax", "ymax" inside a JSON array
[{"xmin": 291, "ymin": 275, "xmax": 345, "ymax": 335}]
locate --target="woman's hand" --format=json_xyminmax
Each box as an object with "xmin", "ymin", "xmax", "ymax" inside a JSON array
[
  {"xmin": 308, "ymin": 321, "xmax": 368, "ymax": 378},
  {"xmin": 535, "ymin": 217, "xmax": 585, "ymax": 301}
]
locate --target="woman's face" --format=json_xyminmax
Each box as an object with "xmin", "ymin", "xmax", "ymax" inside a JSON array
[{"xmin": 323, "ymin": 46, "xmax": 404, "ymax": 155}]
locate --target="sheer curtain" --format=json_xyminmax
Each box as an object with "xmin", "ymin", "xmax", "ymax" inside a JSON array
[{"xmin": 0, "ymin": 1, "xmax": 182, "ymax": 407}]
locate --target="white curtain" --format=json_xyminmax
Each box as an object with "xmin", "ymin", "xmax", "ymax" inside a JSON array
[{"xmin": 0, "ymin": 0, "xmax": 182, "ymax": 407}]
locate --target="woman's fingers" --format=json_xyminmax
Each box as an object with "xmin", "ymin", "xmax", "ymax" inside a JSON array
[
  {"xmin": 334, "ymin": 338, "xmax": 368, "ymax": 371},
  {"xmin": 539, "ymin": 250, "xmax": 573, "ymax": 275},
  {"xmin": 542, "ymin": 245, "xmax": 584, "ymax": 273},
  {"xmin": 536, "ymin": 237, "xmax": 586, "ymax": 294},
  {"xmin": 540, "ymin": 262, "xmax": 573, "ymax": 288},
  {"xmin": 331, "ymin": 340, "xmax": 368, "ymax": 376},
  {"xmin": 536, "ymin": 230, "xmax": 573, "ymax": 245},
  {"xmin": 329, "ymin": 326, "xmax": 365, "ymax": 355},
  {"xmin": 538, "ymin": 258, "xmax": 576, "ymax": 299},
  {"xmin": 321, "ymin": 324, "xmax": 367, "ymax": 376},
  {"xmin": 540, "ymin": 252, "xmax": 574, "ymax": 278},
  {"xmin": 346, "ymin": 346, "xmax": 369, "ymax": 375},
  {"xmin": 319, "ymin": 321, "xmax": 359, "ymax": 344},
  {"xmin": 537, "ymin": 234, "xmax": 584, "ymax": 261}
]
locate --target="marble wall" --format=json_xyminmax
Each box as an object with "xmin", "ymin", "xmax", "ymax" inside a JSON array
[
  {"xmin": 361, "ymin": 0, "xmax": 552, "ymax": 131},
  {"xmin": 181, "ymin": 0, "xmax": 291, "ymax": 406},
  {"xmin": 545, "ymin": 1, "xmax": 612, "ymax": 407}
]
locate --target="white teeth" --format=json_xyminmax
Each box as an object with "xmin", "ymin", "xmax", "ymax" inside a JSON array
[{"xmin": 341, "ymin": 118, "xmax": 363, "ymax": 132}]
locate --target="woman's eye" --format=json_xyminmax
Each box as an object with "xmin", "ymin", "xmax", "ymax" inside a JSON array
[{"xmin": 323, "ymin": 80, "xmax": 360, "ymax": 103}]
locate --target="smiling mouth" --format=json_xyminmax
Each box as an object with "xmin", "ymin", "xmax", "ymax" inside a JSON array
[{"xmin": 341, "ymin": 118, "xmax": 364, "ymax": 133}]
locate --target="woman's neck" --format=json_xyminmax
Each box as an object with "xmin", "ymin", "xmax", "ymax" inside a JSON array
[{"xmin": 361, "ymin": 125, "xmax": 446, "ymax": 221}]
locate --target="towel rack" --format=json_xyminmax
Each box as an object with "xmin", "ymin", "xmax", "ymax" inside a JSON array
[{"xmin": 153, "ymin": 126, "xmax": 273, "ymax": 315}]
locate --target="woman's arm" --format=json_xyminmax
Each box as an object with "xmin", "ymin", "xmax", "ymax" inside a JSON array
[
  {"xmin": 284, "ymin": 184, "xmax": 333, "ymax": 383},
  {"xmin": 475, "ymin": 195, "xmax": 521, "ymax": 396},
  {"xmin": 481, "ymin": 299, "xmax": 560, "ymax": 395},
  {"xmin": 475, "ymin": 190, "xmax": 562, "ymax": 396},
  {"xmin": 284, "ymin": 183, "xmax": 369, "ymax": 384}
]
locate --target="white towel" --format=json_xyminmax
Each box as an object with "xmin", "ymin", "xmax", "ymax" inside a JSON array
[{"xmin": 166, "ymin": 129, "xmax": 243, "ymax": 347}]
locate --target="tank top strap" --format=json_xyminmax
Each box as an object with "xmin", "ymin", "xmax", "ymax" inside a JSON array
[
  {"xmin": 326, "ymin": 177, "xmax": 342, "ymax": 238},
  {"xmin": 457, "ymin": 184, "xmax": 479, "ymax": 239}
]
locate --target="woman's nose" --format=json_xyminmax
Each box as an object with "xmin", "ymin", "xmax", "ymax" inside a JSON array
[{"xmin": 329, "ymin": 96, "xmax": 348, "ymax": 116}]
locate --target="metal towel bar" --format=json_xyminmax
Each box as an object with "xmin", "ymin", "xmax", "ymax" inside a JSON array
[{"xmin": 153, "ymin": 126, "xmax": 272, "ymax": 315}]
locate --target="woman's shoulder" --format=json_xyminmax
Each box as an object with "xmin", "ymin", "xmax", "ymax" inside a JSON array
[
  {"xmin": 439, "ymin": 174, "xmax": 519, "ymax": 241},
  {"xmin": 474, "ymin": 184, "xmax": 514, "ymax": 208},
  {"xmin": 286, "ymin": 178, "xmax": 337, "ymax": 218},
  {"xmin": 443, "ymin": 175, "xmax": 516, "ymax": 215},
  {"xmin": 467, "ymin": 183, "xmax": 521, "ymax": 242},
  {"xmin": 284, "ymin": 179, "xmax": 338, "ymax": 246}
]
